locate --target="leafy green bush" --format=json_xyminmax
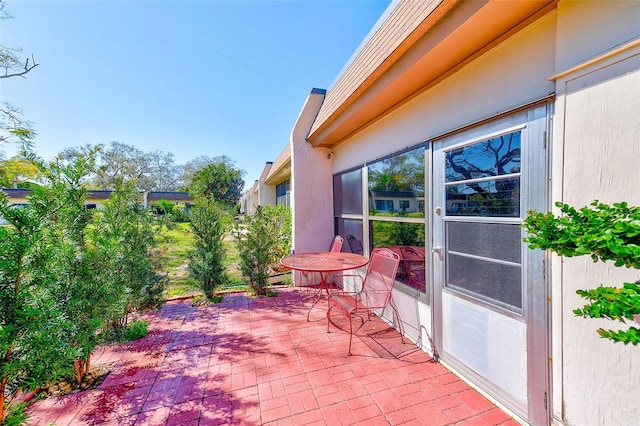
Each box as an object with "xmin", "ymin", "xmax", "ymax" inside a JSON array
[
  {"xmin": 0, "ymin": 195, "xmax": 73, "ymax": 422},
  {"xmin": 32, "ymin": 154, "xmax": 110, "ymax": 385},
  {"xmin": 153, "ymin": 199, "xmax": 175, "ymax": 216},
  {"xmin": 189, "ymin": 196, "xmax": 231, "ymax": 298},
  {"xmin": 523, "ymin": 201, "xmax": 640, "ymax": 345},
  {"xmin": 126, "ymin": 319, "xmax": 149, "ymax": 341},
  {"xmin": 236, "ymin": 205, "xmax": 291, "ymax": 297},
  {"xmin": 98, "ymin": 319, "xmax": 149, "ymax": 344},
  {"xmin": 96, "ymin": 180, "xmax": 168, "ymax": 320}
]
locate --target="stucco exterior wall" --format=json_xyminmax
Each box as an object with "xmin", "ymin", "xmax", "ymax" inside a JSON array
[
  {"xmin": 551, "ymin": 3, "xmax": 640, "ymax": 424},
  {"xmin": 290, "ymin": 89, "xmax": 335, "ymax": 255}
]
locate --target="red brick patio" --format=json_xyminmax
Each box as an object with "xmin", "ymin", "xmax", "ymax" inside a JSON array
[{"xmin": 26, "ymin": 287, "xmax": 519, "ymax": 425}]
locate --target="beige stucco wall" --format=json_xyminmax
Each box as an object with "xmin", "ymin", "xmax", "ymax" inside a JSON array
[
  {"xmin": 332, "ymin": 11, "xmax": 557, "ymax": 173},
  {"xmin": 290, "ymin": 89, "xmax": 335, "ymax": 256},
  {"xmin": 551, "ymin": 2, "xmax": 640, "ymax": 424}
]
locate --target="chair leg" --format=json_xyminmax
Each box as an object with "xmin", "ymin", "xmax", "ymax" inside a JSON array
[{"xmin": 347, "ymin": 311, "xmax": 353, "ymax": 356}]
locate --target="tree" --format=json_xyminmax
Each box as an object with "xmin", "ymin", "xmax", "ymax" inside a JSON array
[
  {"xmin": 94, "ymin": 178, "xmax": 167, "ymax": 321},
  {"xmin": 60, "ymin": 143, "xmax": 187, "ymax": 191},
  {"xmin": 181, "ymin": 155, "xmax": 237, "ymax": 189},
  {"xmin": 236, "ymin": 205, "xmax": 291, "ymax": 297},
  {"xmin": 0, "ymin": 194, "xmax": 72, "ymax": 423},
  {"xmin": 0, "ymin": 1, "xmax": 38, "ymax": 80},
  {"xmin": 146, "ymin": 150, "xmax": 183, "ymax": 191},
  {"xmin": 0, "ymin": 104, "xmax": 36, "ymax": 154},
  {"xmin": 0, "ymin": 2, "xmax": 38, "ymax": 155},
  {"xmin": 0, "ymin": 148, "xmax": 106, "ymax": 421},
  {"xmin": 30, "ymin": 151, "xmax": 107, "ymax": 385},
  {"xmin": 92, "ymin": 142, "xmax": 154, "ymax": 190},
  {"xmin": 189, "ymin": 162, "xmax": 245, "ymax": 208},
  {"xmin": 0, "ymin": 155, "xmax": 41, "ymax": 187}
]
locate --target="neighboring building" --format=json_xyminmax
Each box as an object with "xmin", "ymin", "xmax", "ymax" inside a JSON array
[
  {"xmin": 1, "ymin": 188, "xmax": 193, "ymax": 211},
  {"xmin": 270, "ymin": 1, "xmax": 639, "ymax": 425},
  {"xmin": 240, "ymin": 144, "xmax": 292, "ymax": 215},
  {"xmin": 0, "ymin": 188, "xmax": 30, "ymax": 206},
  {"xmin": 144, "ymin": 191, "xmax": 194, "ymax": 211}
]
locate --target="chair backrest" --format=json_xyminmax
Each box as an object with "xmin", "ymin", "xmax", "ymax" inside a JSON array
[
  {"xmin": 346, "ymin": 234, "xmax": 363, "ymax": 255},
  {"xmin": 361, "ymin": 248, "xmax": 400, "ymax": 308},
  {"xmin": 329, "ymin": 235, "xmax": 343, "ymax": 252}
]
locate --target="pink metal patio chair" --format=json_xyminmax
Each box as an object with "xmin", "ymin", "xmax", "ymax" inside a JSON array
[
  {"xmin": 327, "ymin": 247, "xmax": 405, "ymax": 355},
  {"xmin": 346, "ymin": 234, "xmax": 363, "ymax": 255},
  {"xmin": 302, "ymin": 235, "xmax": 344, "ymax": 293}
]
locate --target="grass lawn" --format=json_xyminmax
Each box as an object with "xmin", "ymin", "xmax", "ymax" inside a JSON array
[{"xmin": 155, "ymin": 222, "xmax": 245, "ymax": 299}]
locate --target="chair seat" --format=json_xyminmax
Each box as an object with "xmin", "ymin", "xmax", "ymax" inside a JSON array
[
  {"xmin": 329, "ymin": 293, "xmax": 358, "ymax": 314},
  {"xmin": 327, "ymin": 248, "xmax": 404, "ymax": 355}
]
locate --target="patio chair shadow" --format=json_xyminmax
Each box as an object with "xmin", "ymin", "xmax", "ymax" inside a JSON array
[{"xmin": 327, "ymin": 311, "xmax": 431, "ymax": 362}]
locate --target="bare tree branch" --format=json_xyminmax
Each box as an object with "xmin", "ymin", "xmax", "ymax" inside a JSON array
[{"xmin": 0, "ymin": 53, "xmax": 38, "ymax": 79}]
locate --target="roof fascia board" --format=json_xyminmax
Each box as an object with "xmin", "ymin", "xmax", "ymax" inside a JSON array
[
  {"xmin": 308, "ymin": 0, "xmax": 458, "ymax": 142},
  {"xmin": 308, "ymin": 0, "xmax": 557, "ymax": 149},
  {"xmin": 265, "ymin": 145, "xmax": 292, "ymax": 185}
]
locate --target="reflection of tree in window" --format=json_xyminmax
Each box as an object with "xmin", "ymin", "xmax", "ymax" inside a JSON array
[
  {"xmin": 372, "ymin": 221, "xmax": 424, "ymax": 247},
  {"xmin": 445, "ymin": 132, "xmax": 521, "ymax": 217},
  {"xmin": 368, "ymin": 148, "xmax": 425, "ymax": 217},
  {"xmin": 369, "ymin": 149, "xmax": 424, "ymax": 194}
]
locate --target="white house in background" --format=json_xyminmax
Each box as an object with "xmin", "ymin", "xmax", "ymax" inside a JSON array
[
  {"xmin": 240, "ymin": 144, "xmax": 292, "ymax": 215},
  {"xmin": 268, "ymin": 1, "xmax": 638, "ymax": 425}
]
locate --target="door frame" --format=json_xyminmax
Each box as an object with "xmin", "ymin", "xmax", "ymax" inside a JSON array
[{"xmin": 430, "ymin": 103, "xmax": 552, "ymax": 425}]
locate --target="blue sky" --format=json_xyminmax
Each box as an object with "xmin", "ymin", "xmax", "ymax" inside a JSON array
[{"xmin": 1, "ymin": 0, "xmax": 391, "ymax": 184}]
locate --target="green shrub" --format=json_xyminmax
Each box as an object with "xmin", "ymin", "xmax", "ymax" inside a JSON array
[
  {"xmin": 236, "ymin": 205, "xmax": 291, "ymax": 297},
  {"xmin": 0, "ymin": 195, "xmax": 73, "ymax": 421},
  {"xmin": 189, "ymin": 197, "xmax": 231, "ymax": 299},
  {"xmin": 523, "ymin": 200, "xmax": 640, "ymax": 344},
  {"xmin": 126, "ymin": 319, "xmax": 149, "ymax": 341}
]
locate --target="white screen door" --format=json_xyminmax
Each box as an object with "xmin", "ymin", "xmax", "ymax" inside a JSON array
[{"xmin": 431, "ymin": 104, "xmax": 550, "ymax": 425}]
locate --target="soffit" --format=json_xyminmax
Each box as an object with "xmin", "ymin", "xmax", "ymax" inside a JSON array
[
  {"xmin": 307, "ymin": 0, "xmax": 557, "ymax": 148},
  {"xmin": 265, "ymin": 145, "xmax": 291, "ymax": 186}
]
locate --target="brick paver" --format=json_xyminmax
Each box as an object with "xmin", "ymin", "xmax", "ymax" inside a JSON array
[{"xmin": 26, "ymin": 288, "xmax": 516, "ymax": 425}]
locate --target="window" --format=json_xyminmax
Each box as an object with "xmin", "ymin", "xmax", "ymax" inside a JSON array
[
  {"xmin": 441, "ymin": 129, "xmax": 524, "ymax": 312},
  {"xmin": 368, "ymin": 148, "xmax": 425, "ymax": 218},
  {"xmin": 445, "ymin": 132, "xmax": 521, "ymax": 217},
  {"xmin": 334, "ymin": 169, "xmax": 362, "ymax": 215},
  {"xmin": 276, "ymin": 180, "xmax": 290, "ymax": 207},
  {"xmin": 374, "ymin": 199, "xmax": 394, "ymax": 212},
  {"xmin": 368, "ymin": 146, "xmax": 427, "ymax": 295},
  {"xmin": 333, "ymin": 146, "xmax": 428, "ymax": 296},
  {"xmin": 334, "ymin": 169, "xmax": 364, "ymax": 254}
]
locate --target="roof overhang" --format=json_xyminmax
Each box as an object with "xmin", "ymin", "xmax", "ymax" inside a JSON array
[
  {"xmin": 264, "ymin": 145, "xmax": 291, "ymax": 186},
  {"xmin": 307, "ymin": 0, "xmax": 557, "ymax": 148}
]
